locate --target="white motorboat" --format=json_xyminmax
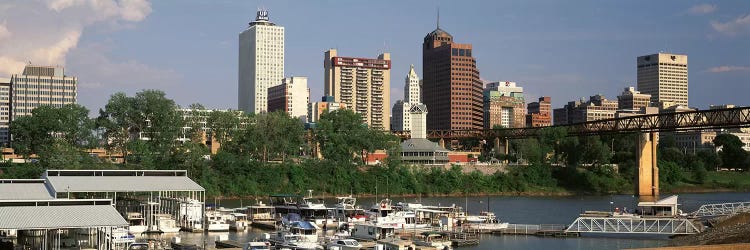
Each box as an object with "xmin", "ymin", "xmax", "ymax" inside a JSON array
[
  {"xmin": 299, "ymin": 197, "xmax": 335, "ymax": 228},
  {"xmin": 350, "ymin": 223, "xmax": 396, "ymax": 241},
  {"xmin": 126, "ymin": 212, "xmax": 148, "ymax": 234},
  {"xmin": 326, "ymin": 239, "xmax": 362, "ymax": 250},
  {"xmin": 206, "ymin": 211, "xmax": 230, "ymax": 231},
  {"xmin": 376, "ymin": 211, "xmax": 430, "ymax": 230},
  {"xmin": 462, "ymin": 211, "xmax": 509, "ymax": 230},
  {"xmin": 155, "ymin": 215, "xmax": 181, "ymax": 233},
  {"xmin": 333, "ymin": 196, "xmax": 367, "ymax": 223},
  {"xmin": 270, "ymin": 221, "xmax": 322, "ymax": 250},
  {"xmin": 369, "ymin": 198, "xmax": 394, "ymax": 218},
  {"xmin": 228, "ymin": 212, "xmax": 249, "ymax": 231},
  {"xmin": 109, "ymin": 228, "xmax": 136, "ymax": 244}
]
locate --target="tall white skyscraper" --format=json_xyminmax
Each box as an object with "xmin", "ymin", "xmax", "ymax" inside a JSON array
[
  {"xmin": 392, "ymin": 65, "xmax": 424, "ymax": 131},
  {"xmin": 238, "ymin": 10, "xmax": 285, "ymax": 114},
  {"xmin": 637, "ymin": 53, "xmax": 688, "ymax": 107}
]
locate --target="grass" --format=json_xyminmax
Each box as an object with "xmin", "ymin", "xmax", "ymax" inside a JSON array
[{"xmin": 705, "ymin": 171, "xmax": 750, "ymax": 190}]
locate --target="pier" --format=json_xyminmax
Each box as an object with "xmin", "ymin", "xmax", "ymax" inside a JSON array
[{"xmin": 492, "ymin": 224, "xmax": 579, "ymax": 237}]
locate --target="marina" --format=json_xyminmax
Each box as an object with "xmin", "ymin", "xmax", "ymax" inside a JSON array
[{"xmin": 0, "ymin": 171, "xmax": 749, "ymax": 249}]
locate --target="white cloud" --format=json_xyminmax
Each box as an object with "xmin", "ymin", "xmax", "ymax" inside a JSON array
[
  {"xmin": 708, "ymin": 65, "xmax": 750, "ymax": 73},
  {"xmin": 0, "ymin": 20, "xmax": 10, "ymax": 40},
  {"xmin": 0, "ymin": 0, "xmax": 152, "ymax": 77},
  {"xmin": 688, "ymin": 4, "xmax": 717, "ymax": 15},
  {"xmin": 711, "ymin": 14, "xmax": 750, "ymax": 36}
]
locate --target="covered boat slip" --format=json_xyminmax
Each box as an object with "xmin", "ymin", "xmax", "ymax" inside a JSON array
[
  {"xmin": 0, "ymin": 179, "xmax": 54, "ymax": 200},
  {"xmin": 0, "ymin": 199, "xmax": 128, "ymax": 250},
  {"xmin": 42, "ymin": 170, "xmax": 207, "ymax": 231}
]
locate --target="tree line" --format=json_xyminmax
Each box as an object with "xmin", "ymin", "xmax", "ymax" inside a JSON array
[{"xmin": 2, "ymin": 89, "xmax": 748, "ymax": 196}]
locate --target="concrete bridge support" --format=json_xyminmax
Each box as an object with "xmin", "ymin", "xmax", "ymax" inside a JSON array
[
  {"xmin": 494, "ymin": 138, "xmax": 509, "ymax": 155},
  {"xmin": 637, "ymin": 132, "xmax": 659, "ymax": 201}
]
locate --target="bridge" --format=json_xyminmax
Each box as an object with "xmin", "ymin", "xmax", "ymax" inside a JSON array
[
  {"xmin": 565, "ymin": 216, "xmax": 702, "ymax": 235},
  {"xmin": 691, "ymin": 201, "xmax": 750, "ymax": 218},
  {"xmin": 395, "ymin": 106, "xmax": 750, "ymax": 201}
]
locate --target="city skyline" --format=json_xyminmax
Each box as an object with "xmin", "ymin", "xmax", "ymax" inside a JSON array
[{"xmin": 0, "ymin": 1, "xmax": 748, "ymax": 114}]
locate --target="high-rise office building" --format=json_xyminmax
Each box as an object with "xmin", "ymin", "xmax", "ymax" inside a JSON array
[
  {"xmin": 483, "ymin": 81, "xmax": 525, "ymax": 129},
  {"xmin": 422, "ymin": 20, "xmax": 483, "ymax": 131},
  {"xmin": 238, "ymin": 10, "xmax": 285, "ymax": 114},
  {"xmin": 526, "ymin": 96, "xmax": 551, "ymax": 127},
  {"xmin": 267, "ymin": 76, "xmax": 310, "ymax": 121},
  {"xmin": 637, "ymin": 53, "xmax": 688, "ymax": 107},
  {"xmin": 323, "ymin": 49, "xmax": 391, "ymax": 130},
  {"xmin": 392, "ymin": 65, "xmax": 423, "ymax": 131},
  {"xmin": 0, "ymin": 78, "xmax": 9, "ymax": 146},
  {"xmin": 617, "ymin": 87, "xmax": 651, "ymax": 110},
  {"xmin": 7, "ymin": 65, "xmax": 77, "ymax": 145}
]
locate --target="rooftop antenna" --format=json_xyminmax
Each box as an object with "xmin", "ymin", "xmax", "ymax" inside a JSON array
[{"xmin": 437, "ymin": 7, "xmax": 440, "ymax": 29}]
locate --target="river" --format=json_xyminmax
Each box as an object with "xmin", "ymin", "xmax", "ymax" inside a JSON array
[{"xmin": 172, "ymin": 192, "xmax": 750, "ymax": 249}]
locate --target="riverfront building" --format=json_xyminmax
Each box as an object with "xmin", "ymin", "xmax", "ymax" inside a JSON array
[
  {"xmin": 0, "ymin": 78, "xmax": 9, "ymax": 146},
  {"xmin": 323, "ymin": 49, "xmax": 391, "ymax": 130},
  {"xmin": 267, "ymin": 76, "xmax": 310, "ymax": 121},
  {"xmin": 392, "ymin": 65, "xmax": 424, "ymax": 131},
  {"xmin": 483, "ymin": 81, "xmax": 525, "ymax": 129},
  {"xmin": 422, "ymin": 21, "xmax": 483, "ymax": 131},
  {"xmin": 637, "ymin": 53, "xmax": 688, "ymax": 107},
  {"xmin": 526, "ymin": 96, "xmax": 552, "ymax": 127},
  {"xmin": 238, "ymin": 10, "xmax": 285, "ymax": 114},
  {"xmin": 400, "ymin": 103, "xmax": 449, "ymax": 165},
  {"xmin": 553, "ymin": 95, "xmax": 618, "ymax": 125}
]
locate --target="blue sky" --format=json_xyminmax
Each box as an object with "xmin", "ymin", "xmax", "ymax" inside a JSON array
[{"xmin": 1, "ymin": 0, "xmax": 748, "ymax": 113}]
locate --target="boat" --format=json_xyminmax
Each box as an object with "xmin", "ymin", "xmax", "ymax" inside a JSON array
[
  {"xmin": 413, "ymin": 232, "xmax": 452, "ymax": 250},
  {"xmin": 247, "ymin": 201, "xmax": 277, "ymax": 229},
  {"xmin": 228, "ymin": 212, "xmax": 249, "ymax": 231},
  {"xmin": 376, "ymin": 211, "xmax": 430, "ymax": 230},
  {"xmin": 178, "ymin": 198, "xmax": 204, "ymax": 231},
  {"xmin": 109, "ymin": 228, "xmax": 136, "ymax": 244},
  {"xmin": 350, "ymin": 223, "xmax": 396, "ymax": 241},
  {"xmin": 270, "ymin": 194, "xmax": 302, "ymax": 216},
  {"xmin": 155, "ymin": 214, "xmax": 181, "ymax": 233},
  {"xmin": 333, "ymin": 196, "xmax": 367, "ymax": 223},
  {"xmin": 298, "ymin": 195, "xmax": 335, "ymax": 228},
  {"xmin": 462, "ymin": 211, "xmax": 509, "ymax": 230},
  {"xmin": 376, "ymin": 238, "xmax": 415, "ymax": 250},
  {"xmin": 326, "ymin": 239, "xmax": 362, "ymax": 250},
  {"xmin": 369, "ymin": 198, "xmax": 394, "ymax": 218},
  {"xmin": 206, "ymin": 211, "xmax": 230, "ymax": 231},
  {"xmin": 270, "ymin": 221, "xmax": 322, "ymax": 250},
  {"xmin": 126, "ymin": 212, "xmax": 148, "ymax": 234}
]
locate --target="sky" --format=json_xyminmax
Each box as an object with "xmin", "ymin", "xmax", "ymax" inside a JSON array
[{"xmin": 0, "ymin": 0, "xmax": 749, "ymax": 114}]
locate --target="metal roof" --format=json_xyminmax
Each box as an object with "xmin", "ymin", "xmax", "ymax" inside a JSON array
[
  {"xmin": 0, "ymin": 200, "xmax": 127, "ymax": 229},
  {"xmin": 0, "ymin": 180, "xmax": 54, "ymax": 200},
  {"xmin": 45, "ymin": 176, "xmax": 205, "ymax": 192}
]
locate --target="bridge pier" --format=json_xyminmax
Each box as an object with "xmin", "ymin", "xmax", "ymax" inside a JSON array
[
  {"xmin": 494, "ymin": 138, "xmax": 509, "ymax": 161},
  {"xmin": 637, "ymin": 132, "xmax": 659, "ymax": 201}
]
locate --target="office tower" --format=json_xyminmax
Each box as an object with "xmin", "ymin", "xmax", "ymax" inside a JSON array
[
  {"xmin": 637, "ymin": 53, "xmax": 688, "ymax": 107},
  {"xmin": 422, "ymin": 19, "xmax": 483, "ymax": 130},
  {"xmin": 323, "ymin": 49, "xmax": 391, "ymax": 130},
  {"xmin": 238, "ymin": 10, "xmax": 285, "ymax": 114},
  {"xmin": 392, "ymin": 65, "xmax": 424, "ymax": 131},
  {"xmin": 483, "ymin": 81, "xmax": 525, "ymax": 129},
  {"xmin": 307, "ymin": 96, "xmax": 346, "ymax": 124},
  {"xmin": 553, "ymin": 95, "xmax": 618, "ymax": 125},
  {"xmin": 0, "ymin": 78, "xmax": 9, "ymax": 146},
  {"xmin": 617, "ymin": 87, "xmax": 651, "ymax": 110},
  {"xmin": 8, "ymin": 65, "xmax": 78, "ymax": 145},
  {"xmin": 526, "ymin": 96, "xmax": 551, "ymax": 127},
  {"xmin": 267, "ymin": 76, "xmax": 310, "ymax": 121}
]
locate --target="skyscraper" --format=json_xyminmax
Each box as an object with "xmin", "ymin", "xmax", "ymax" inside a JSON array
[
  {"xmin": 392, "ymin": 65, "xmax": 423, "ymax": 131},
  {"xmin": 483, "ymin": 81, "xmax": 525, "ymax": 129},
  {"xmin": 238, "ymin": 10, "xmax": 285, "ymax": 114},
  {"xmin": 267, "ymin": 76, "xmax": 310, "ymax": 121},
  {"xmin": 7, "ymin": 65, "xmax": 78, "ymax": 146},
  {"xmin": 323, "ymin": 49, "xmax": 391, "ymax": 130},
  {"xmin": 637, "ymin": 53, "xmax": 688, "ymax": 107},
  {"xmin": 422, "ymin": 17, "xmax": 483, "ymax": 131}
]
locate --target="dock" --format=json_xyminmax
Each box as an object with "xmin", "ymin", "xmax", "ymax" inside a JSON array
[
  {"xmin": 492, "ymin": 224, "xmax": 579, "ymax": 237},
  {"xmin": 215, "ymin": 239, "xmax": 244, "ymax": 248}
]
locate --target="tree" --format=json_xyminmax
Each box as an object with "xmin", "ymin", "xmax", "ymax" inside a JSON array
[
  {"xmin": 11, "ymin": 104, "xmax": 95, "ymax": 157},
  {"xmin": 207, "ymin": 110, "xmax": 245, "ymax": 148},
  {"xmin": 234, "ymin": 111, "xmax": 304, "ymax": 162},
  {"xmin": 713, "ymin": 134, "xmax": 748, "ymax": 170},
  {"xmin": 314, "ymin": 109, "xmax": 396, "ymax": 165}
]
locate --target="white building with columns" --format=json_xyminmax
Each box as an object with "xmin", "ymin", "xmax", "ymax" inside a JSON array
[{"xmin": 238, "ymin": 10, "xmax": 285, "ymax": 114}]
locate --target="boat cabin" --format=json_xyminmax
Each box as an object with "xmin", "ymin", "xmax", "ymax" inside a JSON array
[
  {"xmin": 352, "ymin": 223, "xmax": 396, "ymax": 241},
  {"xmin": 636, "ymin": 195, "xmax": 681, "ymax": 217}
]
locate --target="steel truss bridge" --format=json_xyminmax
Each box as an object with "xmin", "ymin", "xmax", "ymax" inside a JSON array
[
  {"xmin": 690, "ymin": 201, "xmax": 750, "ymax": 218},
  {"xmin": 565, "ymin": 217, "xmax": 702, "ymax": 235},
  {"xmin": 394, "ymin": 106, "xmax": 750, "ymax": 139}
]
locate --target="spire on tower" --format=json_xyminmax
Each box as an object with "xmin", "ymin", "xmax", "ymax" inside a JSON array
[{"xmin": 436, "ymin": 7, "xmax": 440, "ymax": 29}]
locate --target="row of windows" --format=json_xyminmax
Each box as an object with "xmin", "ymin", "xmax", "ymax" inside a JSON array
[
  {"xmin": 451, "ymin": 48, "xmax": 472, "ymax": 57},
  {"xmin": 13, "ymin": 78, "xmax": 76, "ymax": 84}
]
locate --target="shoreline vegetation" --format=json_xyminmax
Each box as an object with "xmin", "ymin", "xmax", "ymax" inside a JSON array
[{"xmin": 1, "ymin": 90, "xmax": 749, "ymax": 199}]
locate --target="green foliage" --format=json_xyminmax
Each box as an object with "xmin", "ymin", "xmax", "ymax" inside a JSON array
[
  {"xmin": 713, "ymin": 134, "xmax": 748, "ymax": 170},
  {"xmin": 231, "ymin": 111, "xmax": 304, "ymax": 162},
  {"xmin": 658, "ymin": 160, "xmax": 684, "ymax": 186},
  {"xmin": 314, "ymin": 109, "xmax": 397, "ymax": 165}
]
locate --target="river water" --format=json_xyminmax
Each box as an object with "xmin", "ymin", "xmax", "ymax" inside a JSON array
[{"xmin": 171, "ymin": 192, "xmax": 750, "ymax": 249}]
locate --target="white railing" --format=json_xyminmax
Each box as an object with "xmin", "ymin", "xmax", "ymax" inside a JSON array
[
  {"xmin": 691, "ymin": 201, "xmax": 750, "ymax": 218},
  {"xmin": 565, "ymin": 217, "xmax": 701, "ymax": 235}
]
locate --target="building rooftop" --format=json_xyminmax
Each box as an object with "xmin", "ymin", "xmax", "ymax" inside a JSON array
[
  {"xmin": 0, "ymin": 180, "xmax": 54, "ymax": 200},
  {"xmin": 43, "ymin": 170, "xmax": 205, "ymax": 192},
  {"xmin": 0, "ymin": 199, "xmax": 127, "ymax": 229},
  {"xmin": 401, "ymin": 138, "xmax": 448, "ymax": 153}
]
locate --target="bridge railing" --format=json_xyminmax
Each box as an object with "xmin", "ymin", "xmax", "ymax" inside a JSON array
[
  {"xmin": 565, "ymin": 217, "xmax": 701, "ymax": 235},
  {"xmin": 690, "ymin": 201, "xmax": 750, "ymax": 218}
]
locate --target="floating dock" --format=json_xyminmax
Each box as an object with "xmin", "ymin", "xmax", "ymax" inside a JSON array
[{"xmin": 491, "ymin": 224, "xmax": 579, "ymax": 237}]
